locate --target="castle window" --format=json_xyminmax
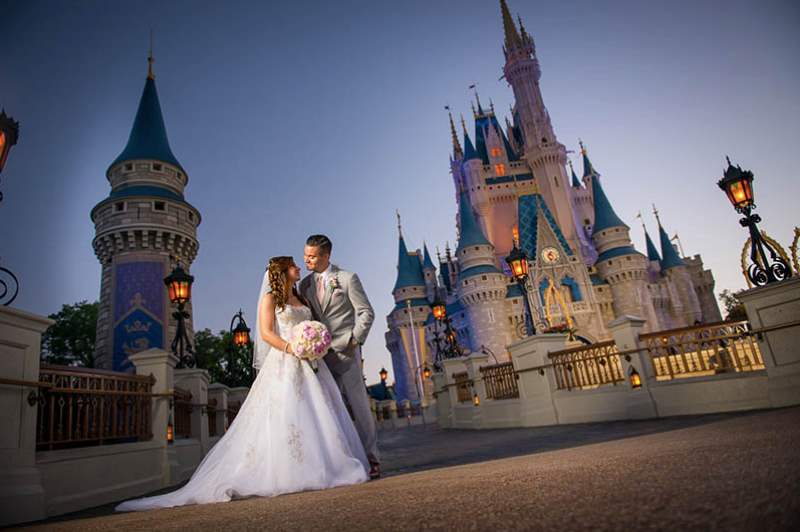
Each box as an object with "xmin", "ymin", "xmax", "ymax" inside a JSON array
[
  {"xmin": 584, "ymin": 219, "xmax": 590, "ymax": 226},
  {"xmin": 154, "ymin": 201, "xmax": 165, "ymax": 211},
  {"xmin": 153, "ymin": 163, "xmax": 163, "ymax": 171},
  {"xmin": 494, "ymin": 163, "xmax": 506, "ymax": 176},
  {"xmin": 491, "ymin": 147, "xmax": 501, "ymax": 157},
  {"xmin": 554, "ymin": 176, "xmax": 559, "ymax": 187},
  {"xmin": 626, "ymin": 256, "xmax": 631, "ymax": 261},
  {"xmin": 188, "ymin": 212, "xmax": 194, "ymax": 221},
  {"xmin": 542, "ymin": 137, "xmax": 548, "ymax": 144},
  {"xmin": 481, "ymin": 275, "xmax": 487, "ymax": 281},
  {"xmin": 124, "ymin": 163, "xmax": 133, "ymax": 171},
  {"xmin": 115, "ymin": 201, "xmax": 125, "ymax": 212}
]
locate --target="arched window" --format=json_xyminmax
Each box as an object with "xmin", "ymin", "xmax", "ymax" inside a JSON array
[{"xmin": 560, "ymin": 276, "xmax": 583, "ymax": 302}]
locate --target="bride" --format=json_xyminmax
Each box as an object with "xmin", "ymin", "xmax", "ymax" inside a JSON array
[{"xmin": 115, "ymin": 256, "xmax": 369, "ymax": 511}]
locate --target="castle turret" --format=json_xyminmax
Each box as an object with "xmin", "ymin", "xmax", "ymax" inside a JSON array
[
  {"xmin": 590, "ymin": 174, "xmax": 658, "ymax": 329},
  {"xmin": 654, "ymin": 209, "xmax": 703, "ymax": 326},
  {"xmin": 422, "ymin": 243, "xmax": 438, "ymax": 301},
  {"xmin": 91, "ymin": 53, "xmax": 201, "ymax": 372},
  {"xmin": 455, "ymin": 189, "xmax": 511, "ymax": 360}
]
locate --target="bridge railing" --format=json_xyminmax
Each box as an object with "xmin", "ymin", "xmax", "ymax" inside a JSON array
[
  {"xmin": 480, "ymin": 361, "xmax": 519, "ymax": 399},
  {"xmin": 547, "ymin": 341, "xmax": 624, "ymax": 391}
]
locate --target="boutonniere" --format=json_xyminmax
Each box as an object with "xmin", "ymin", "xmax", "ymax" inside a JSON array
[{"xmin": 328, "ymin": 275, "xmax": 341, "ymax": 291}]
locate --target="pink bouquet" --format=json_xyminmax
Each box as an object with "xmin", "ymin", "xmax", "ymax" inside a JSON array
[{"xmin": 290, "ymin": 321, "xmax": 332, "ymax": 371}]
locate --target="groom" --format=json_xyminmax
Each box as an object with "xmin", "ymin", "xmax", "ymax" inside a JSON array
[{"xmin": 301, "ymin": 234, "xmax": 380, "ymax": 479}]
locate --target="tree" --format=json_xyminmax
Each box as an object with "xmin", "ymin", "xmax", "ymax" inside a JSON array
[
  {"xmin": 719, "ymin": 289, "xmax": 747, "ymax": 322},
  {"xmin": 41, "ymin": 300, "xmax": 99, "ymax": 367},
  {"xmin": 194, "ymin": 328, "xmax": 254, "ymax": 388}
]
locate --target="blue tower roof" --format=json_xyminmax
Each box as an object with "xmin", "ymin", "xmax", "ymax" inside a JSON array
[
  {"xmin": 570, "ymin": 165, "xmax": 582, "ymax": 188},
  {"xmin": 463, "ymin": 131, "xmax": 480, "ymax": 161},
  {"xmin": 393, "ymin": 235, "xmax": 426, "ymax": 291},
  {"xmin": 582, "ymin": 150, "xmax": 598, "ymax": 178},
  {"xmin": 658, "ymin": 222, "xmax": 685, "ymax": 270},
  {"xmin": 645, "ymin": 229, "xmax": 662, "ymax": 262},
  {"xmin": 422, "ymin": 244, "xmax": 436, "ymax": 270},
  {"xmin": 109, "ymin": 76, "xmax": 183, "ymax": 173},
  {"xmin": 590, "ymin": 175, "xmax": 629, "ymax": 234},
  {"xmin": 455, "ymin": 190, "xmax": 491, "ymax": 253},
  {"xmin": 518, "ymin": 193, "xmax": 574, "ymax": 260}
]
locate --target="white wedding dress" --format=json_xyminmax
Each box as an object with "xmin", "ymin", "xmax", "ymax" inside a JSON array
[{"xmin": 115, "ymin": 298, "xmax": 369, "ymax": 512}]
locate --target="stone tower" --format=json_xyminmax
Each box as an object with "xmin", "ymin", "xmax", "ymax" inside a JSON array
[
  {"xmin": 91, "ymin": 55, "xmax": 201, "ymax": 372},
  {"xmin": 454, "ymin": 189, "xmax": 511, "ymax": 360}
]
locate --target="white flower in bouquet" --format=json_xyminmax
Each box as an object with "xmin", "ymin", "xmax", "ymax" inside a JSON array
[{"xmin": 290, "ymin": 320, "xmax": 332, "ymax": 371}]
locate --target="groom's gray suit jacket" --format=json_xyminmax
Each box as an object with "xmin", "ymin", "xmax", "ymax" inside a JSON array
[{"xmin": 300, "ymin": 265, "xmax": 379, "ymax": 461}]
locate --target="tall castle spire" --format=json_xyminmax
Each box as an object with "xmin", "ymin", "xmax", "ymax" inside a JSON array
[
  {"xmin": 653, "ymin": 205, "xmax": 685, "ymax": 269},
  {"xmin": 500, "ymin": 0, "xmax": 523, "ymax": 50},
  {"xmin": 449, "ymin": 111, "xmax": 463, "ymax": 159}
]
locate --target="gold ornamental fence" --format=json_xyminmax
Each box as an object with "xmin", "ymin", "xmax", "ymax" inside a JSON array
[
  {"xmin": 639, "ymin": 320, "xmax": 764, "ymax": 380},
  {"xmin": 480, "ymin": 362, "xmax": 519, "ymax": 399},
  {"xmin": 548, "ymin": 341, "xmax": 625, "ymax": 391},
  {"xmin": 35, "ymin": 364, "xmax": 154, "ymax": 451}
]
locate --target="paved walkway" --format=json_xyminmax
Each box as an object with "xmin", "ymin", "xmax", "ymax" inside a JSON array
[{"xmin": 18, "ymin": 408, "xmax": 800, "ymax": 531}]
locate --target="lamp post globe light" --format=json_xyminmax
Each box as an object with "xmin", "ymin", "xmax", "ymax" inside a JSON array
[
  {"xmin": 429, "ymin": 296, "xmax": 464, "ymax": 370},
  {"xmin": 717, "ymin": 157, "xmax": 791, "ymax": 286},
  {"xmin": 379, "ymin": 367, "xmax": 388, "ymax": 382},
  {"xmin": 164, "ymin": 262, "xmax": 196, "ymax": 368},
  {"xmin": 504, "ymin": 242, "xmax": 536, "ymax": 337},
  {"xmin": 229, "ymin": 309, "xmax": 253, "ymax": 385}
]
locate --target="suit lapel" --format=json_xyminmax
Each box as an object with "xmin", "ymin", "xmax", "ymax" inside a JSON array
[
  {"xmin": 320, "ymin": 265, "xmax": 338, "ymax": 314},
  {"xmin": 305, "ymin": 276, "xmax": 321, "ymax": 315}
]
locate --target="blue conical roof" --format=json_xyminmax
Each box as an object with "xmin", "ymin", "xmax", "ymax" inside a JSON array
[
  {"xmin": 393, "ymin": 235, "xmax": 425, "ymax": 291},
  {"xmin": 109, "ymin": 77, "xmax": 183, "ymax": 173},
  {"xmin": 463, "ymin": 131, "xmax": 480, "ymax": 161},
  {"xmin": 658, "ymin": 222, "xmax": 685, "ymax": 270},
  {"xmin": 571, "ymin": 165, "xmax": 581, "ymax": 188},
  {"xmin": 591, "ymin": 175, "xmax": 628, "ymax": 234},
  {"xmin": 644, "ymin": 229, "xmax": 661, "ymax": 262},
  {"xmin": 582, "ymin": 150, "xmax": 598, "ymax": 178},
  {"xmin": 422, "ymin": 244, "xmax": 436, "ymax": 270},
  {"xmin": 456, "ymin": 190, "xmax": 491, "ymax": 252}
]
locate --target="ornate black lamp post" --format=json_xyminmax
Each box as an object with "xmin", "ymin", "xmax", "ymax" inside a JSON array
[
  {"xmin": 505, "ymin": 243, "xmax": 536, "ymax": 336},
  {"xmin": 228, "ymin": 309, "xmax": 253, "ymax": 384},
  {"xmin": 430, "ymin": 297, "xmax": 464, "ymax": 370},
  {"xmin": 379, "ymin": 367, "xmax": 388, "ymax": 382},
  {"xmin": 717, "ymin": 157, "xmax": 791, "ymax": 286},
  {"xmin": 0, "ymin": 110, "xmax": 20, "ymax": 306},
  {"xmin": 164, "ymin": 262, "xmax": 196, "ymax": 368}
]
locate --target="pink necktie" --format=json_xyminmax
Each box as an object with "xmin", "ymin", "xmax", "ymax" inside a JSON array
[{"xmin": 316, "ymin": 274, "xmax": 325, "ymax": 303}]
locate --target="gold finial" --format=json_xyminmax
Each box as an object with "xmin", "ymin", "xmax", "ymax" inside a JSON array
[
  {"xmin": 652, "ymin": 203, "xmax": 662, "ymax": 226},
  {"xmin": 449, "ymin": 111, "xmax": 463, "ymax": 158},
  {"xmin": 147, "ymin": 30, "xmax": 155, "ymax": 80},
  {"xmin": 635, "ymin": 211, "xmax": 647, "ymax": 233}
]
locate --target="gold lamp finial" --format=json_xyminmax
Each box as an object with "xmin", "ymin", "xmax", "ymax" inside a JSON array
[{"xmin": 652, "ymin": 203, "xmax": 662, "ymax": 226}]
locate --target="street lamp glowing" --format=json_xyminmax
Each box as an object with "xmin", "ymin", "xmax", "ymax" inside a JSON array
[
  {"xmin": 473, "ymin": 393, "xmax": 480, "ymax": 407},
  {"xmin": 379, "ymin": 367, "xmax": 388, "ymax": 382},
  {"xmin": 231, "ymin": 311, "xmax": 251, "ymax": 347},
  {"xmin": 505, "ymin": 243, "xmax": 529, "ymax": 282},
  {"xmin": 0, "ymin": 110, "xmax": 20, "ymax": 174},
  {"xmin": 164, "ymin": 263, "xmax": 194, "ymax": 306},
  {"xmin": 431, "ymin": 298, "xmax": 447, "ymax": 321},
  {"xmin": 422, "ymin": 365, "xmax": 432, "ymax": 379},
  {"xmin": 718, "ymin": 157, "xmax": 754, "ymax": 212},
  {"xmin": 629, "ymin": 367, "xmax": 642, "ymax": 389}
]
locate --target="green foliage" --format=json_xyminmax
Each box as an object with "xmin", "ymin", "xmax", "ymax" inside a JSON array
[
  {"xmin": 719, "ymin": 289, "xmax": 747, "ymax": 322},
  {"xmin": 194, "ymin": 328, "xmax": 254, "ymax": 388},
  {"xmin": 41, "ymin": 300, "xmax": 99, "ymax": 367}
]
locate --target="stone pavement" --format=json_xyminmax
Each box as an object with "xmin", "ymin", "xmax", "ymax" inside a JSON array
[{"xmin": 17, "ymin": 408, "xmax": 800, "ymax": 531}]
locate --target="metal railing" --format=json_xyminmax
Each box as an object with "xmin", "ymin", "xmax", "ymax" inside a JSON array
[
  {"xmin": 480, "ymin": 362, "xmax": 520, "ymax": 399},
  {"xmin": 548, "ymin": 341, "xmax": 624, "ymax": 391},
  {"xmin": 453, "ymin": 371, "xmax": 473, "ymax": 403},
  {"xmin": 36, "ymin": 364, "xmax": 154, "ymax": 451},
  {"xmin": 640, "ymin": 320, "xmax": 764, "ymax": 381},
  {"xmin": 173, "ymin": 387, "xmax": 193, "ymax": 439}
]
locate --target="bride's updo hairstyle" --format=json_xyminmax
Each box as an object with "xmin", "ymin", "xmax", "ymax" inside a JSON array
[{"xmin": 267, "ymin": 256, "xmax": 307, "ymax": 311}]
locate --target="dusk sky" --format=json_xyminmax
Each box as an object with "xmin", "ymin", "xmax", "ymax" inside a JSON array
[{"xmin": 2, "ymin": 0, "xmax": 799, "ymax": 383}]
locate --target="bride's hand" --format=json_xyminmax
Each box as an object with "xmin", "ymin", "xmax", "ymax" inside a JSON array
[{"xmin": 284, "ymin": 342, "xmax": 294, "ymax": 355}]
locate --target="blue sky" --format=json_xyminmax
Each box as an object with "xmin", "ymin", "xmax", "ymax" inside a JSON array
[{"xmin": 2, "ymin": 0, "xmax": 798, "ymax": 383}]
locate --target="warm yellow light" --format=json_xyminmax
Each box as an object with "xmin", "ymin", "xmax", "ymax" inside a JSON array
[
  {"xmin": 422, "ymin": 365, "xmax": 432, "ymax": 379},
  {"xmin": 629, "ymin": 367, "xmax": 642, "ymax": 389},
  {"xmin": 473, "ymin": 393, "xmax": 480, "ymax": 407},
  {"xmin": 512, "ymin": 225, "xmax": 519, "ymax": 243},
  {"xmin": 432, "ymin": 300, "xmax": 447, "ymax": 320},
  {"xmin": 0, "ymin": 131, "xmax": 5, "ymax": 155},
  {"xmin": 490, "ymin": 147, "xmax": 501, "ymax": 157},
  {"xmin": 495, "ymin": 163, "xmax": 506, "ymax": 176},
  {"xmin": 167, "ymin": 422, "xmax": 174, "ymax": 443}
]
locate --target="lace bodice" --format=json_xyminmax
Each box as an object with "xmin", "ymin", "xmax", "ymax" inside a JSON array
[{"xmin": 275, "ymin": 304, "xmax": 314, "ymax": 341}]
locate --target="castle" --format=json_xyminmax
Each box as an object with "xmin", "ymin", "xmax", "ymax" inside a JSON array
[
  {"xmin": 91, "ymin": 53, "xmax": 201, "ymax": 371},
  {"xmin": 385, "ymin": 0, "xmax": 721, "ymax": 403}
]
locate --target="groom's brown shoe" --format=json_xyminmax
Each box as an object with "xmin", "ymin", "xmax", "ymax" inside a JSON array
[{"xmin": 368, "ymin": 461, "xmax": 381, "ymax": 480}]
